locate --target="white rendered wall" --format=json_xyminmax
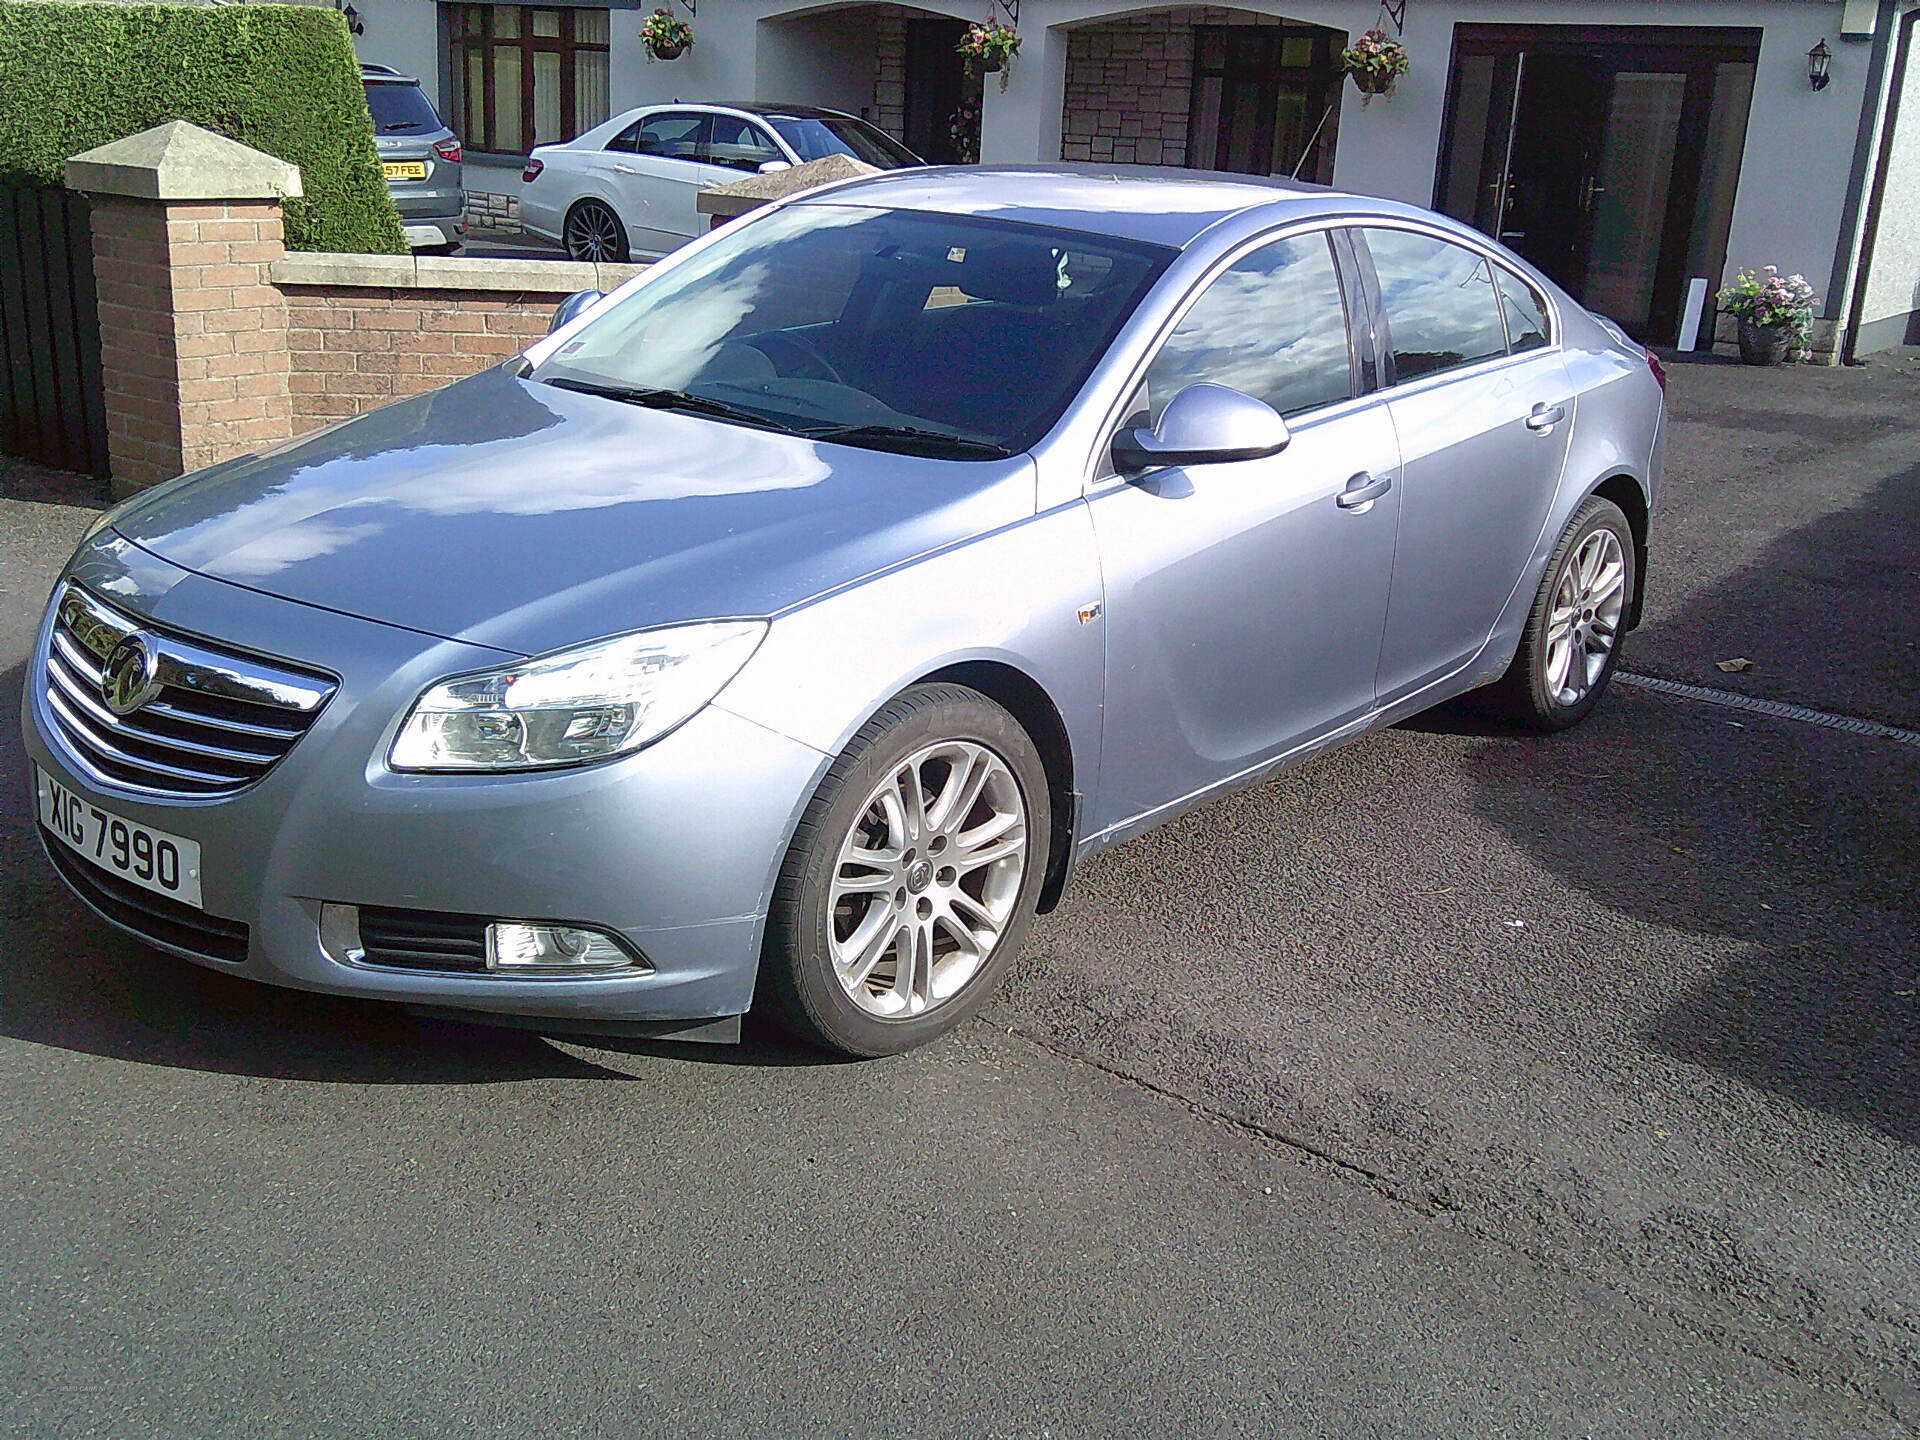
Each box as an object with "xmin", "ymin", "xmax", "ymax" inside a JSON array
[
  {"xmin": 342, "ymin": 0, "xmax": 446, "ymax": 107},
  {"xmin": 1858, "ymin": 9, "xmax": 1920, "ymax": 344},
  {"xmin": 340, "ymin": 0, "xmax": 1881, "ymax": 325}
]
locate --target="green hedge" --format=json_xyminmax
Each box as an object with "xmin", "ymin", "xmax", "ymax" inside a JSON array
[{"xmin": 0, "ymin": 1, "xmax": 404, "ymax": 253}]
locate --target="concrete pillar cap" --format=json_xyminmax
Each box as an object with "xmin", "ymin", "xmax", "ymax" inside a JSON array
[{"xmin": 65, "ymin": 121, "xmax": 303, "ymax": 201}]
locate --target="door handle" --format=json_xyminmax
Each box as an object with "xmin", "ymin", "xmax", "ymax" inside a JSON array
[
  {"xmin": 1526, "ymin": 402, "xmax": 1568, "ymax": 432},
  {"xmin": 1336, "ymin": 472, "xmax": 1392, "ymax": 509},
  {"xmin": 613, "ymin": 163, "xmax": 638, "ymax": 175}
]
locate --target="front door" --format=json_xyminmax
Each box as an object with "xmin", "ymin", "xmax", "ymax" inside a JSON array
[
  {"xmin": 1435, "ymin": 25, "xmax": 1759, "ymax": 341},
  {"xmin": 1087, "ymin": 230, "xmax": 1400, "ymax": 834}
]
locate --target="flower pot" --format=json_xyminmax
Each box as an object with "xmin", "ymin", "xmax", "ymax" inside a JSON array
[
  {"xmin": 1350, "ymin": 69, "xmax": 1395, "ymax": 97},
  {"xmin": 975, "ymin": 56, "xmax": 1003, "ymax": 74},
  {"xmin": 1737, "ymin": 318, "xmax": 1793, "ymax": 366},
  {"xmin": 647, "ymin": 39, "xmax": 686, "ymax": 60}
]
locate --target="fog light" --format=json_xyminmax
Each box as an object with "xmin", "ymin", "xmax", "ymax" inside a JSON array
[{"xmin": 486, "ymin": 921, "xmax": 638, "ymax": 974}]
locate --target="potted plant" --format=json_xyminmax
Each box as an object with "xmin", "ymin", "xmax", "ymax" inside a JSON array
[
  {"xmin": 1341, "ymin": 29, "xmax": 1410, "ymax": 102},
  {"xmin": 641, "ymin": 8, "xmax": 692, "ymax": 62},
  {"xmin": 1717, "ymin": 266, "xmax": 1817, "ymax": 365},
  {"xmin": 958, "ymin": 18, "xmax": 1021, "ymax": 91}
]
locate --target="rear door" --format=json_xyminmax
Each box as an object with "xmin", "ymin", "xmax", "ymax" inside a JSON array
[
  {"xmin": 607, "ymin": 110, "xmax": 712, "ymax": 255},
  {"xmin": 1356, "ymin": 226, "xmax": 1575, "ymax": 703}
]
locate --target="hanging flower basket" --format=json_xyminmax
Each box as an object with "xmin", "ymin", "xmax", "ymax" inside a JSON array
[
  {"xmin": 1342, "ymin": 29, "xmax": 1409, "ymax": 102},
  {"xmin": 641, "ymin": 9, "xmax": 691, "ymax": 62},
  {"xmin": 958, "ymin": 18, "xmax": 1020, "ymax": 91}
]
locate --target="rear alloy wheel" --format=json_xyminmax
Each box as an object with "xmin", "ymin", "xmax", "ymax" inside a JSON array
[
  {"xmin": 763, "ymin": 685, "xmax": 1050, "ymax": 1057},
  {"xmin": 563, "ymin": 199, "xmax": 629, "ymax": 263},
  {"xmin": 1485, "ymin": 495, "xmax": 1635, "ymax": 731}
]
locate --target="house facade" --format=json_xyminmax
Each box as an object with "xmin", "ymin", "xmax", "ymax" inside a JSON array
[{"xmin": 335, "ymin": 0, "xmax": 1920, "ymax": 357}]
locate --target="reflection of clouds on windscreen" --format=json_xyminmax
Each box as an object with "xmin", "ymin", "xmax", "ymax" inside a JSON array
[
  {"xmin": 552, "ymin": 206, "xmax": 877, "ymax": 388},
  {"xmin": 1366, "ymin": 230, "xmax": 1507, "ymax": 375},
  {"xmin": 1147, "ymin": 237, "xmax": 1352, "ymax": 417}
]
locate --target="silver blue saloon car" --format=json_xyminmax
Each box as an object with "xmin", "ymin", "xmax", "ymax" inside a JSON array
[{"xmin": 24, "ymin": 167, "xmax": 1664, "ymax": 1057}]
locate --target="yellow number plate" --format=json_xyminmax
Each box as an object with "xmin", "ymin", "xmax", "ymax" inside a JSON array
[{"xmin": 383, "ymin": 161, "xmax": 428, "ymax": 180}]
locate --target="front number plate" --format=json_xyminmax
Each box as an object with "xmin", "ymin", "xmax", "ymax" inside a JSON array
[
  {"xmin": 38, "ymin": 768, "xmax": 204, "ymax": 908},
  {"xmin": 383, "ymin": 161, "xmax": 428, "ymax": 180}
]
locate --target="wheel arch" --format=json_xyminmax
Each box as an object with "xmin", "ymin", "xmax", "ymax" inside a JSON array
[
  {"xmin": 1589, "ymin": 472, "xmax": 1650, "ymax": 630},
  {"xmin": 917, "ymin": 659, "xmax": 1078, "ymax": 915}
]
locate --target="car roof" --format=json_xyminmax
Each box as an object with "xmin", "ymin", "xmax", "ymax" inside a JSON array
[
  {"xmin": 699, "ymin": 102, "xmax": 862, "ymax": 122},
  {"xmin": 787, "ymin": 164, "xmax": 1376, "ymax": 250},
  {"xmin": 360, "ymin": 64, "xmax": 422, "ymax": 85}
]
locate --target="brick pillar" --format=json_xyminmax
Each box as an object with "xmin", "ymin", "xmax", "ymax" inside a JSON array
[{"xmin": 66, "ymin": 122, "xmax": 301, "ymax": 498}]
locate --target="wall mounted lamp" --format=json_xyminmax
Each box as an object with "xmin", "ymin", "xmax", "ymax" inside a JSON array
[{"xmin": 1808, "ymin": 39, "xmax": 1832, "ymax": 90}]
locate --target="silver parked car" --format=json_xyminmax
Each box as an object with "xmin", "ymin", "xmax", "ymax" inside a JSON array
[
  {"xmin": 24, "ymin": 167, "xmax": 1663, "ymax": 1057},
  {"xmin": 362, "ymin": 63, "xmax": 465, "ymax": 251},
  {"xmin": 519, "ymin": 102, "xmax": 922, "ymax": 263}
]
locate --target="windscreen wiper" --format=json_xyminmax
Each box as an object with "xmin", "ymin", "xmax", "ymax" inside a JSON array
[
  {"xmin": 539, "ymin": 377, "xmax": 792, "ymax": 432},
  {"xmin": 800, "ymin": 423, "xmax": 1014, "ymax": 459}
]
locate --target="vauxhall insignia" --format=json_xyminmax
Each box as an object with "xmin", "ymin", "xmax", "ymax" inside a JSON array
[{"xmin": 101, "ymin": 633, "xmax": 163, "ymax": 716}]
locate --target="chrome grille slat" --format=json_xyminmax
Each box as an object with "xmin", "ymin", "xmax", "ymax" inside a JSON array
[
  {"xmin": 46, "ymin": 657, "xmax": 285, "ymax": 765},
  {"xmin": 40, "ymin": 583, "xmax": 336, "ymax": 799},
  {"xmin": 45, "ymin": 687, "xmax": 256, "ymax": 786},
  {"xmin": 142, "ymin": 698, "xmax": 305, "ymax": 741}
]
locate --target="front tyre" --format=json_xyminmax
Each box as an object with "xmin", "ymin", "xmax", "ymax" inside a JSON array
[
  {"xmin": 763, "ymin": 685, "xmax": 1051, "ymax": 1058},
  {"xmin": 1485, "ymin": 495, "xmax": 1636, "ymax": 731}
]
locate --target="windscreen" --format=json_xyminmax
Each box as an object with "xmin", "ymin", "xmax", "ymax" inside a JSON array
[
  {"xmin": 533, "ymin": 204, "xmax": 1173, "ymax": 456},
  {"xmin": 769, "ymin": 115, "xmax": 922, "ymax": 169},
  {"xmin": 364, "ymin": 80, "xmax": 444, "ymax": 136}
]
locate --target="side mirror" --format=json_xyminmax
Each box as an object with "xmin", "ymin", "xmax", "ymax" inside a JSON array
[
  {"xmin": 1111, "ymin": 382, "xmax": 1291, "ymax": 474},
  {"xmin": 757, "ymin": 159, "xmax": 794, "ymax": 175},
  {"xmin": 548, "ymin": 288, "xmax": 604, "ymax": 334}
]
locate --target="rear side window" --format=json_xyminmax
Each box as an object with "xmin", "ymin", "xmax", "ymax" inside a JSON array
[
  {"xmin": 1496, "ymin": 268, "xmax": 1550, "ymax": 352},
  {"xmin": 1364, "ymin": 229, "xmax": 1508, "ymax": 383},
  {"xmin": 1144, "ymin": 231, "xmax": 1354, "ymax": 420},
  {"xmin": 705, "ymin": 116, "xmax": 784, "ymax": 172},
  {"xmin": 636, "ymin": 112, "xmax": 709, "ymax": 161},
  {"xmin": 363, "ymin": 81, "xmax": 443, "ymax": 137}
]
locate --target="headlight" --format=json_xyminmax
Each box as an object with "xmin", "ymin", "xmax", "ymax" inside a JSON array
[{"xmin": 389, "ymin": 620, "xmax": 765, "ymax": 772}]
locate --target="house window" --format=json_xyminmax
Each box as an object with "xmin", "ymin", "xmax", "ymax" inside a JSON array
[
  {"xmin": 442, "ymin": 4, "xmax": 610, "ymax": 155},
  {"xmin": 1187, "ymin": 25, "xmax": 1342, "ymax": 184}
]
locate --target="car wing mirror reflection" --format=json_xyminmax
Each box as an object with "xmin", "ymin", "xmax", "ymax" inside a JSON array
[
  {"xmin": 1111, "ymin": 382, "xmax": 1291, "ymax": 474},
  {"xmin": 548, "ymin": 289, "xmax": 605, "ymax": 334}
]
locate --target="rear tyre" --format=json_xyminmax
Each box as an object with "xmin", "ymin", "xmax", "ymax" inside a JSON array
[
  {"xmin": 762, "ymin": 685, "xmax": 1051, "ymax": 1058},
  {"xmin": 563, "ymin": 199, "xmax": 629, "ymax": 263},
  {"xmin": 1483, "ymin": 495, "xmax": 1636, "ymax": 732}
]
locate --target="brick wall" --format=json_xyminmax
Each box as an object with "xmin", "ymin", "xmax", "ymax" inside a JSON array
[
  {"xmin": 90, "ymin": 197, "xmax": 292, "ymax": 489},
  {"xmin": 270, "ymin": 254, "xmax": 641, "ymax": 433},
  {"xmin": 1061, "ymin": 8, "xmax": 1290, "ymax": 168},
  {"xmin": 283, "ymin": 287, "xmax": 558, "ymax": 429}
]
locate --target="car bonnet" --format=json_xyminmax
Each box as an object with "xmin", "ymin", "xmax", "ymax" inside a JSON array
[{"xmin": 102, "ymin": 365, "xmax": 1038, "ymax": 657}]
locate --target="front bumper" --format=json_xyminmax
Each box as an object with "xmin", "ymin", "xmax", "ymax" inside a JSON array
[{"xmin": 22, "ymin": 537, "xmax": 829, "ymax": 1025}]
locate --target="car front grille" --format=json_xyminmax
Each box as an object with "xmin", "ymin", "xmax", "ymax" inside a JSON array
[
  {"xmin": 357, "ymin": 907, "xmax": 491, "ymax": 973},
  {"xmin": 41, "ymin": 829, "xmax": 250, "ymax": 964},
  {"xmin": 41, "ymin": 583, "xmax": 335, "ymax": 800}
]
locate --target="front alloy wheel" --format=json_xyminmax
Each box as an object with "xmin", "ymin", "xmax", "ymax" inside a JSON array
[
  {"xmin": 828, "ymin": 739, "xmax": 1029, "ymax": 1019},
  {"xmin": 763, "ymin": 685, "xmax": 1051, "ymax": 1057}
]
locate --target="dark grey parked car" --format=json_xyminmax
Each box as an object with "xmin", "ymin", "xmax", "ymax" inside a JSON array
[{"xmin": 362, "ymin": 63, "xmax": 464, "ymax": 251}]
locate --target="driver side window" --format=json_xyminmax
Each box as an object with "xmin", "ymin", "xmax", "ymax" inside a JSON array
[{"xmin": 1143, "ymin": 231, "xmax": 1355, "ymax": 422}]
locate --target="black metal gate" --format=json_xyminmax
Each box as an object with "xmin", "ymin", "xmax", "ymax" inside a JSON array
[{"xmin": 0, "ymin": 182, "xmax": 110, "ymax": 479}]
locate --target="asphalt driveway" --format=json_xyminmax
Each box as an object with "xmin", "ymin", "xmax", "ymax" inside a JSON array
[{"xmin": 2, "ymin": 351, "xmax": 1917, "ymax": 1436}]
